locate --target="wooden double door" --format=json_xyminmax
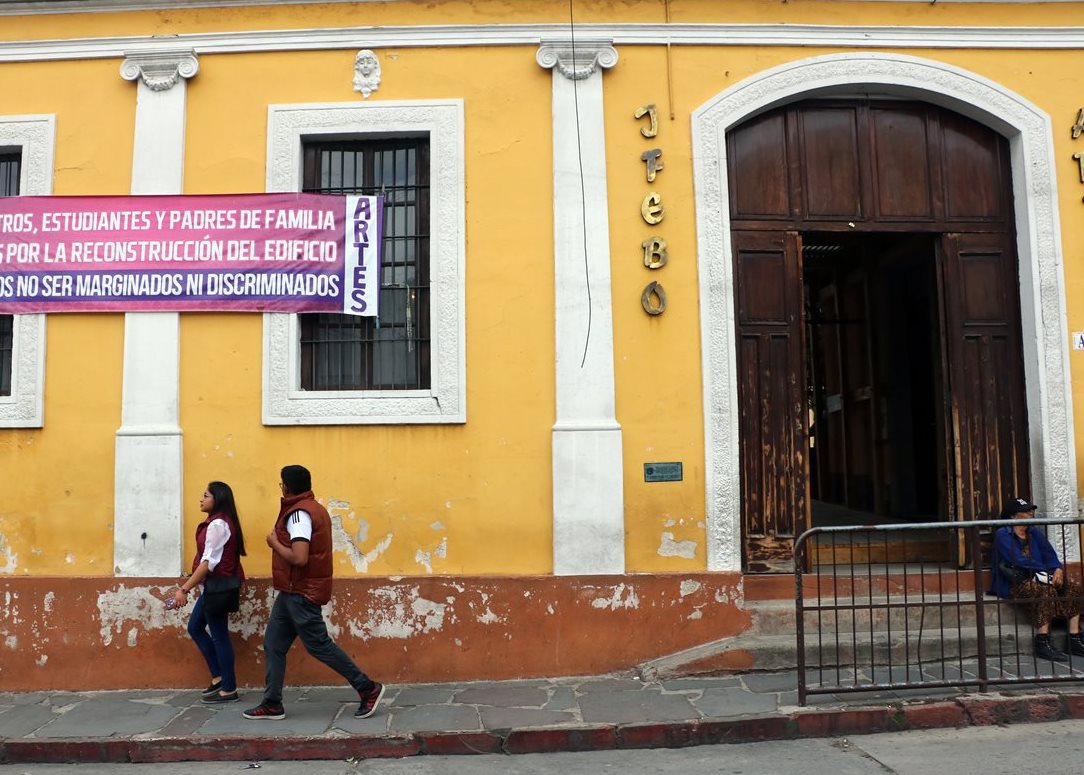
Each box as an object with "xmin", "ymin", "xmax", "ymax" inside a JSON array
[{"xmin": 728, "ymin": 100, "xmax": 1030, "ymax": 572}]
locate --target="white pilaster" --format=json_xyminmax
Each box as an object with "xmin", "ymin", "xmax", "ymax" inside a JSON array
[
  {"xmin": 113, "ymin": 49, "xmax": 197, "ymax": 577},
  {"xmin": 537, "ymin": 39, "xmax": 624, "ymax": 576}
]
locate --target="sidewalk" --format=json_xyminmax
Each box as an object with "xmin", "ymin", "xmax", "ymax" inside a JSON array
[{"xmin": 3, "ymin": 671, "xmax": 1084, "ymax": 764}]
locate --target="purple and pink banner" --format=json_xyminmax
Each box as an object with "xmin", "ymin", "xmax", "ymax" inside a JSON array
[{"xmin": 0, "ymin": 192, "xmax": 382, "ymax": 315}]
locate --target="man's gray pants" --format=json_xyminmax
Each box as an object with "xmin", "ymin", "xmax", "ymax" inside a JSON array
[{"xmin": 262, "ymin": 591, "xmax": 371, "ymax": 705}]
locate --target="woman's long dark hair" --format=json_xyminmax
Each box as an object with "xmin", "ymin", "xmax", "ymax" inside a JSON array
[{"xmin": 207, "ymin": 480, "xmax": 247, "ymax": 557}]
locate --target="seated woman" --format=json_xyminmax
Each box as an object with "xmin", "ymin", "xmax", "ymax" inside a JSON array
[{"xmin": 990, "ymin": 497, "xmax": 1084, "ymax": 662}]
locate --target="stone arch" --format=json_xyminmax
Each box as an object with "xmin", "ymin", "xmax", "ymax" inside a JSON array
[{"xmin": 692, "ymin": 52, "xmax": 1075, "ymax": 571}]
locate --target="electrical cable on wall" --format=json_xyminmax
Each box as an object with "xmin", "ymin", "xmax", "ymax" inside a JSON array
[{"xmin": 568, "ymin": 0, "xmax": 593, "ymax": 369}]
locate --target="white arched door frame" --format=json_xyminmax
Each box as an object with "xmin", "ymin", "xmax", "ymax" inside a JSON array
[{"xmin": 693, "ymin": 52, "xmax": 1076, "ymax": 571}]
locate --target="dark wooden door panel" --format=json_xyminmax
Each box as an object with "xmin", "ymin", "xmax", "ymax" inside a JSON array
[
  {"xmin": 800, "ymin": 108, "xmax": 863, "ymax": 219},
  {"xmin": 940, "ymin": 112, "xmax": 1006, "ymax": 221},
  {"xmin": 729, "ymin": 100, "xmax": 1013, "ymax": 232},
  {"xmin": 840, "ymin": 270, "xmax": 877, "ymax": 512},
  {"xmin": 734, "ymin": 230, "xmax": 807, "ymax": 572},
  {"xmin": 870, "ymin": 106, "xmax": 934, "ymax": 219},
  {"xmin": 940, "ymin": 232, "xmax": 1029, "ymax": 526},
  {"xmin": 728, "ymin": 110, "xmax": 791, "ymax": 219}
]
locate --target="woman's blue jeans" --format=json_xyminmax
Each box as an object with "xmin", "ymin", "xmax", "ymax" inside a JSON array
[{"xmin": 187, "ymin": 593, "xmax": 237, "ymax": 692}]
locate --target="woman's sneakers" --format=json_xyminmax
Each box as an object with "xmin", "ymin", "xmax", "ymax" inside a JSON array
[
  {"xmin": 202, "ymin": 691, "xmax": 239, "ymax": 704},
  {"xmin": 200, "ymin": 680, "xmax": 223, "ymax": 698},
  {"xmin": 243, "ymin": 702, "xmax": 286, "ymax": 720}
]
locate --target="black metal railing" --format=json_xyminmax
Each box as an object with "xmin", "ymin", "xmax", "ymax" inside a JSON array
[{"xmin": 795, "ymin": 516, "xmax": 1084, "ymax": 705}]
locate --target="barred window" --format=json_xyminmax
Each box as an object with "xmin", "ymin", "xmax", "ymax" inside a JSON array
[
  {"xmin": 0, "ymin": 150, "xmax": 19, "ymax": 397},
  {"xmin": 299, "ymin": 139, "xmax": 430, "ymax": 391}
]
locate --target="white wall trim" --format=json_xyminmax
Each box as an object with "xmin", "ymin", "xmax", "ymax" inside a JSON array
[
  {"xmin": 0, "ymin": 114, "xmax": 52, "ymax": 429},
  {"xmin": 0, "ymin": 0, "xmax": 1070, "ymax": 15},
  {"xmin": 263, "ymin": 99, "xmax": 466, "ymax": 426},
  {"xmin": 692, "ymin": 52, "xmax": 1077, "ymax": 571},
  {"xmin": 538, "ymin": 39, "xmax": 625, "ymax": 576},
  {"xmin": 113, "ymin": 49, "xmax": 195, "ymax": 577},
  {"xmin": 4, "ymin": 24, "xmax": 1084, "ymax": 62}
]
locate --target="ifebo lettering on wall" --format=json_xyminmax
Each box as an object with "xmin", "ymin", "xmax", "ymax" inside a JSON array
[{"xmin": 636, "ymin": 103, "xmax": 666, "ymax": 316}]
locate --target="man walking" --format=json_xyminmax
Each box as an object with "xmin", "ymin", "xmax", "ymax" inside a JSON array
[{"xmin": 243, "ymin": 464, "xmax": 384, "ymax": 720}]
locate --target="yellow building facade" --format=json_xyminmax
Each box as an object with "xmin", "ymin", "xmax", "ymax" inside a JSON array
[{"xmin": 1, "ymin": 0, "xmax": 1083, "ymax": 689}]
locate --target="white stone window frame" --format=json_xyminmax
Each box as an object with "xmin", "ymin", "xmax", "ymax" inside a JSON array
[
  {"xmin": 263, "ymin": 100, "xmax": 465, "ymax": 425},
  {"xmin": 0, "ymin": 115, "xmax": 53, "ymax": 429}
]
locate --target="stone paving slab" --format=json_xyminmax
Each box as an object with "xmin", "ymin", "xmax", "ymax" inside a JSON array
[
  {"xmin": 0, "ymin": 703, "xmax": 59, "ymax": 738},
  {"xmin": 391, "ymin": 704, "xmax": 482, "ymax": 732},
  {"xmin": 578, "ymin": 689, "xmax": 699, "ymax": 724},
  {"xmin": 31, "ymin": 699, "xmax": 179, "ymax": 738}
]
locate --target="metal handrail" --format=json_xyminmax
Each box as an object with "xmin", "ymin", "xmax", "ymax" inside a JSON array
[{"xmin": 794, "ymin": 516, "xmax": 1084, "ymax": 705}]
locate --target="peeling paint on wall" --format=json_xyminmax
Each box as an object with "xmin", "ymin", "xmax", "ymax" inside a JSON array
[
  {"xmin": 328, "ymin": 504, "xmax": 393, "ymax": 573},
  {"xmin": 472, "ymin": 592, "xmax": 505, "ymax": 625},
  {"xmin": 679, "ymin": 580, "xmax": 702, "ymax": 597},
  {"xmin": 658, "ymin": 532, "xmax": 697, "ymax": 559},
  {"xmin": 97, "ymin": 585, "xmax": 184, "ymax": 646},
  {"xmin": 590, "ymin": 584, "xmax": 640, "ymax": 610},
  {"xmin": 0, "ymin": 530, "xmax": 17, "ymax": 574},
  {"xmin": 414, "ymin": 537, "xmax": 448, "ymax": 574},
  {"xmin": 347, "ymin": 586, "xmax": 447, "ymax": 639}
]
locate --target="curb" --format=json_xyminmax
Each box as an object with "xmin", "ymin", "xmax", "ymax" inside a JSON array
[{"xmin": 2, "ymin": 691, "xmax": 1082, "ymax": 764}]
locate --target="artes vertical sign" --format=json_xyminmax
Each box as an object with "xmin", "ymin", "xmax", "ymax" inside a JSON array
[{"xmin": 343, "ymin": 194, "xmax": 382, "ymax": 316}]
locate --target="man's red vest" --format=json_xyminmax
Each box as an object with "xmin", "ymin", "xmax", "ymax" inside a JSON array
[{"xmin": 271, "ymin": 491, "xmax": 333, "ymax": 605}]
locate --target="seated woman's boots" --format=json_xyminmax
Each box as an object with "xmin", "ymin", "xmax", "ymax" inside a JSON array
[
  {"xmin": 1067, "ymin": 633, "xmax": 1084, "ymax": 658},
  {"xmin": 1035, "ymin": 633, "xmax": 1068, "ymax": 662}
]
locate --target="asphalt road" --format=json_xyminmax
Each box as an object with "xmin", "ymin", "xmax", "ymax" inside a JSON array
[{"xmin": 8, "ymin": 719, "xmax": 1084, "ymax": 774}]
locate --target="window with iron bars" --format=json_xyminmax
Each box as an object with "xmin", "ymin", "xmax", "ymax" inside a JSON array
[
  {"xmin": 0, "ymin": 151, "xmax": 19, "ymax": 397},
  {"xmin": 299, "ymin": 139, "xmax": 430, "ymax": 391}
]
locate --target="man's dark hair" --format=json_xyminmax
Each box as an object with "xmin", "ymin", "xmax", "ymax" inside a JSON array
[{"xmin": 280, "ymin": 465, "xmax": 312, "ymax": 495}]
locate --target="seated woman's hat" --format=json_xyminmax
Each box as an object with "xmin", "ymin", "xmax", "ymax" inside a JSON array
[{"xmin": 1000, "ymin": 497, "xmax": 1038, "ymax": 518}]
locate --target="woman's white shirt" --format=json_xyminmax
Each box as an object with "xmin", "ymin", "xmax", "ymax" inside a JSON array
[{"xmin": 201, "ymin": 518, "xmax": 232, "ymax": 572}]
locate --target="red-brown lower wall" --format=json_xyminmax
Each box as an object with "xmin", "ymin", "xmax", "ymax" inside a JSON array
[{"xmin": 0, "ymin": 574, "xmax": 749, "ymax": 691}]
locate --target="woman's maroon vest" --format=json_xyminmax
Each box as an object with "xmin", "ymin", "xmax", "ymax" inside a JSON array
[{"xmin": 192, "ymin": 513, "xmax": 245, "ymax": 580}]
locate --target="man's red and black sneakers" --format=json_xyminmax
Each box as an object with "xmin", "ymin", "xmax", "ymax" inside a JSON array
[
  {"xmin": 242, "ymin": 702, "xmax": 286, "ymax": 720},
  {"xmin": 355, "ymin": 682, "xmax": 385, "ymax": 718}
]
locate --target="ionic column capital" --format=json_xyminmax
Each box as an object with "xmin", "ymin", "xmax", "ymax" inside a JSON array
[
  {"xmin": 120, "ymin": 49, "xmax": 199, "ymax": 91},
  {"xmin": 536, "ymin": 39, "xmax": 618, "ymax": 80}
]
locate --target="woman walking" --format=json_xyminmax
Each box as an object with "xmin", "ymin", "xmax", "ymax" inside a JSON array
[{"xmin": 172, "ymin": 481, "xmax": 247, "ymax": 702}]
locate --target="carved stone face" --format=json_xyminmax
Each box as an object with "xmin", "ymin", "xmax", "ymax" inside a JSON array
[
  {"xmin": 356, "ymin": 53, "xmax": 378, "ymax": 77},
  {"xmin": 352, "ymin": 50, "xmax": 381, "ymax": 98}
]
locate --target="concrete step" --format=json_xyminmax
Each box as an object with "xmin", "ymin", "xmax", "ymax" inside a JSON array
[
  {"xmin": 638, "ymin": 595, "xmax": 1040, "ymax": 680},
  {"xmin": 752, "ymin": 597, "xmax": 1032, "ymax": 633},
  {"xmin": 745, "ymin": 568, "xmax": 986, "ymax": 601},
  {"xmin": 638, "ymin": 625, "xmax": 1056, "ymax": 679}
]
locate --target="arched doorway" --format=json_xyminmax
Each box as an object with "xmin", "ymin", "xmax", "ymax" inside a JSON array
[
  {"xmin": 693, "ymin": 54, "xmax": 1077, "ymax": 573},
  {"xmin": 730, "ymin": 99, "xmax": 1028, "ymax": 571}
]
